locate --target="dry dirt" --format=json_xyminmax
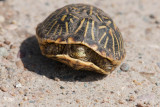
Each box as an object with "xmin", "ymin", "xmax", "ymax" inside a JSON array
[{"xmin": 0, "ymin": 0, "xmax": 160, "ymax": 107}]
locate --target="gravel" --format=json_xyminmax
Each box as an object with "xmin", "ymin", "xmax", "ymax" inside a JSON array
[
  {"xmin": 60, "ymin": 86, "xmax": 65, "ymax": 89},
  {"xmin": 157, "ymin": 62, "xmax": 160, "ymax": 69},
  {"xmin": 0, "ymin": 47, "xmax": 8, "ymax": 57},
  {"xmin": 0, "ymin": 86, "xmax": 8, "ymax": 92},
  {"xmin": 120, "ymin": 63, "xmax": 130, "ymax": 71},
  {"xmin": 15, "ymin": 83, "xmax": 22, "ymax": 88},
  {"xmin": 4, "ymin": 40, "xmax": 11, "ymax": 45},
  {"xmin": 155, "ymin": 82, "xmax": 160, "ymax": 86}
]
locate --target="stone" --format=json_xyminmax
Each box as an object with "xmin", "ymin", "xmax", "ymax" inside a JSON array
[
  {"xmin": 15, "ymin": 83, "xmax": 22, "ymax": 88},
  {"xmin": 157, "ymin": 62, "xmax": 160, "ymax": 69},
  {"xmin": 0, "ymin": 47, "xmax": 8, "ymax": 57},
  {"xmin": 0, "ymin": 86, "xmax": 8, "ymax": 92},
  {"xmin": 120, "ymin": 63, "xmax": 129, "ymax": 71},
  {"xmin": 4, "ymin": 40, "xmax": 11, "ymax": 45}
]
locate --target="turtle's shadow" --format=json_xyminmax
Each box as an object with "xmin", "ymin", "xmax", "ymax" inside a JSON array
[{"xmin": 20, "ymin": 36, "xmax": 106, "ymax": 82}]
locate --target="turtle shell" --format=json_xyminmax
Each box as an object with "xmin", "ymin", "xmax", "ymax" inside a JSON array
[{"xmin": 36, "ymin": 4, "xmax": 125, "ymax": 74}]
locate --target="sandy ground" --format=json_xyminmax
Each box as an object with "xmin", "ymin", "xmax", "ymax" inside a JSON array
[{"xmin": 0, "ymin": 0, "xmax": 160, "ymax": 107}]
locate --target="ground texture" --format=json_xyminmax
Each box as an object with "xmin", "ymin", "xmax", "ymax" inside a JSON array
[{"xmin": 0, "ymin": 0, "xmax": 160, "ymax": 107}]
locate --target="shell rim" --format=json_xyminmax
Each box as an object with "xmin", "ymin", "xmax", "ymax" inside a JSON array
[{"xmin": 36, "ymin": 35, "xmax": 126, "ymax": 66}]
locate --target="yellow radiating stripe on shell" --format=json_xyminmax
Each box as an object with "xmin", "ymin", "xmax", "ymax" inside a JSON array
[
  {"xmin": 109, "ymin": 29, "xmax": 115, "ymax": 57},
  {"xmin": 69, "ymin": 14, "xmax": 79, "ymax": 19},
  {"xmin": 72, "ymin": 7, "xmax": 78, "ymax": 10},
  {"xmin": 98, "ymin": 32, "xmax": 106, "ymax": 43},
  {"xmin": 104, "ymin": 36, "xmax": 109, "ymax": 48},
  {"xmin": 91, "ymin": 21, "xmax": 95, "ymax": 40},
  {"xmin": 53, "ymin": 24, "xmax": 60, "ymax": 35},
  {"xmin": 44, "ymin": 11, "xmax": 58, "ymax": 27},
  {"xmin": 47, "ymin": 21, "xmax": 57, "ymax": 35},
  {"xmin": 103, "ymin": 16, "xmax": 109, "ymax": 19},
  {"xmin": 75, "ymin": 11, "xmax": 81, "ymax": 14},
  {"xmin": 106, "ymin": 21, "xmax": 111, "ymax": 26},
  {"xmin": 90, "ymin": 6, "xmax": 93, "ymax": 15},
  {"xmin": 112, "ymin": 28, "xmax": 120, "ymax": 57},
  {"xmin": 113, "ymin": 22, "xmax": 117, "ymax": 30},
  {"xmin": 84, "ymin": 21, "xmax": 89, "ymax": 37},
  {"xmin": 56, "ymin": 8, "xmax": 64, "ymax": 17},
  {"xmin": 99, "ymin": 26, "xmax": 106, "ymax": 29},
  {"xmin": 65, "ymin": 22, "xmax": 69, "ymax": 34},
  {"xmin": 74, "ymin": 18, "xmax": 85, "ymax": 34},
  {"xmin": 59, "ymin": 27, "xmax": 62, "ymax": 35},
  {"xmin": 70, "ymin": 18, "xmax": 74, "ymax": 23},
  {"xmin": 96, "ymin": 14, "xmax": 103, "ymax": 22},
  {"xmin": 66, "ymin": 8, "xmax": 69, "ymax": 13},
  {"xmin": 61, "ymin": 15, "xmax": 67, "ymax": 22},
  {"xmin": 43, "ymin": 13, "xmax": 54, "ymax": 27},
  {"xmin": 117, "ymin": 28, "xmax": 122, "ymax": 54}
]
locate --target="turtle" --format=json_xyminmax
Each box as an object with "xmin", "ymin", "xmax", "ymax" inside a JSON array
[{"xmin": 36, "ymin": 4, "xmax": 125, "ymax": 75}]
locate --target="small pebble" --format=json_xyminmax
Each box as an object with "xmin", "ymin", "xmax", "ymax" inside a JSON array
[
  {"xmin": 15, "ymin": 60, "xmax": 24, "ymax": 69},
  {"xmin": 6, "ymin": 67, "xmax": 15, "ymax": 72},
  {"xmin": 10, "ymin": 92, "xmax": 16, "ymax": 96},
  {"xmin": 29, "ymin": 100, "xmax": 35, "ymax": 103},
  {"xmin": 18, "ymin": 90, "xmax": 24, "ymax": 95},
  {"xmin": 157, "ymin": 62, "xmax": 160, "ymax": 69},
  {"xmin": 10, "ymin": 44, "xmax": 16, "ymax": 49},
  {"xmin": 110, "ymin": 91, "xmax": 114, "ymax": 94},
  {"xmin": 120, "ymin": 63, "xmax": 129, "ymax": 71},
  {"xmin": 0, "ymin": 86, "xmax": 8, "ymax": 92},
  {"xmin": 0, "ymin": 43, "xmax": 3, "ymax": 47},
  {"xmin": 45, "ymin": 2, "xmax": 49, "ymax": 6},
  {"xmin": 155, "ymin": 82, "xmax": 160, "ymax": 86},
  {"xmin": 4, "ymin": 40, "xmax": 11, "ymax": 45},
  {"xmin": 10, "ymin": 20, "xmax": 17, "ymax": 24},
  {"xmin": 23, "ymin": 97, "xmax": 28, "ymax": 101},
  {"xmin": 0, "ymin": 47, "xmax": 8, "ymax": 57},
  {"xmin": 134, "ymin": 90, "xmax": 138, "ymax": 94},
  {"xmin": 94, "ymin": 99, "xmax": 98, "ymax": 102},
  {"xmin": 76, "ymin": 99, "xmax": 80, "ymax": 103},
  {"xmin": 15, "ymin": 83, "xmax": 22, "ymax": 88},
  {"xmin": 118, "ymin": 99, "xmax": 125, "ymax": 104},
  {"xmin": 128, "ymin": 95, "xmax": 135, "ymax": 101},
  {"xmin": 155, "ymin": 20, "xmax": 159, "ymax": 24},
  {"xmin": 46, "ymin": 90, "xmax": 51, "ymax": 93},
  {"xmin": 0, "ymin": 15, "xmax": 5, "ymax": 23},
  {"xmin": 18, "ymin": 78, "xmax": 26, "ymax": 84},
  {"xmin": 54, "ymin": 77, "xmax": 60, "ymax": 81},
  {"xmin": 133, "ymin": 80, "xmax": 141, "ymax": 85},
  {"xmin": 138, "ymin": 53, "xmax": 143, "ymax": 59},
  {"xmin": 136, "ymin": 103, "xmax": 145, "ymax": 107},
  {"xmin": 149, "ymin": 14, "xmax": 155, "ymax": 19},
  {"xmin": 5, "ymin": 54, "xmax": 13, "ymax": 60},
  {"xmin": 84, "ymin": 83, "xmax": 88, "ymax": 87},
  {"xmin": 72, "ymin": 91, "xmax": 76, "ymax": 94},
  {"xmin": 60, "ymin": 86, "xmax": 65, "ymax": 89}
]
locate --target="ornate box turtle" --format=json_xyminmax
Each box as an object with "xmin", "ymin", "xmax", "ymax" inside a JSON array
[{"xmin": 36, "ymin": 4, "xmax": 125, "ymax": 74}]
